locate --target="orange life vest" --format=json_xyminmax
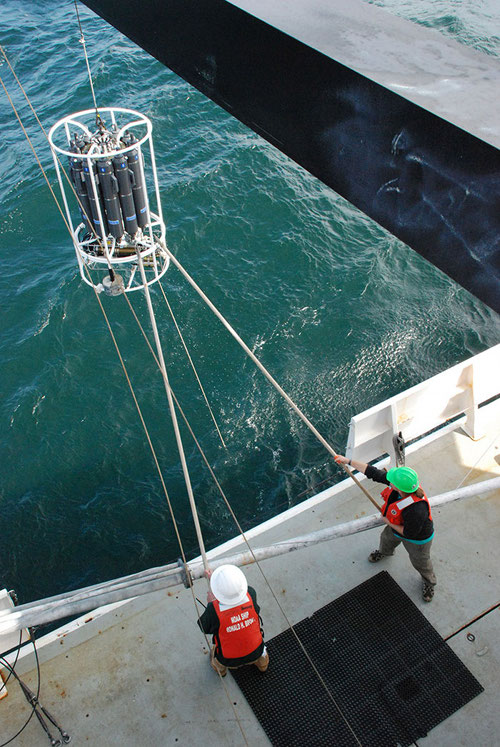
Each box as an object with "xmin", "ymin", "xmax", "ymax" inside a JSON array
[
  {"xmin": 213, "ymin": 594, "xmax": 263, "ymax": 659},
  {"xmin": 381, "ymin": 486, "xmax": 432, "ymax": 526}
]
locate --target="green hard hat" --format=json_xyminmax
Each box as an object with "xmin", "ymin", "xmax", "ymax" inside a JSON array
[{"xmin": 386, "ymin": 466, "xmax": 419, "ymax": 493}]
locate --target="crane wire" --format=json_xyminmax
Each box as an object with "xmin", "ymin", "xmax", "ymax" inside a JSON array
[
  {"xmin": 73, "ymin": 0, "xmax": 101, "ymax": 125},
  {"xmin": 0, "ymin": 43, "xmax": 109, "ymax": 262},
  {"xmin": 0, "ymin": 53, "xmax": 250, "ymax": 743},
  {"xmin": 158, "ymin": 278, "xmax": 227, "ymax": 449},
  {"xmin": 1, "ymin": 37, "xmax": 363, "ymax": 743},
  {"xmin": 82, "ymin": 264, "xmax": 250, "ymax": 745},
  {"xmin": 121, "ymin": 286, "xmax": 364, "ymax": 746}
]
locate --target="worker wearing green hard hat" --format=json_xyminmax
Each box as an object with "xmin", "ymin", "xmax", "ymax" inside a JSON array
[
  {"xmin": 335, "ymin": 455, "xmax": 436, "ymax": 603},
  {"xmin": 385, "ymin": 466, "xmax": 419, "ymax": 493}
]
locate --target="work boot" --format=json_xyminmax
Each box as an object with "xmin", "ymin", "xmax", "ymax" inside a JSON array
[
  {"xmin": 368, "ymin": 550, "xmax": 385, "ymax": 563},
  {"xmin": 210, "ymin": 658, "xmax": 227, "ymax": 677},
  {"xmin": 210, "ymin": 647, "xmax": 227, "ymax": 677},
  {"xmin": 253, "ymin": 652, "xmax": 269, "ymax": 672},
  {"xmin": 422, "ymin": 583, "xmax": 435, "ymax": 603}
]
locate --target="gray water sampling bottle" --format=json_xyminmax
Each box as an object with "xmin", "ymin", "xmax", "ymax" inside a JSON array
[
  {"xmin": 122, "ymin": 132, "xmax": 149, "ymax": 229},
  {"xmin": 97, "ymin": 158, "xmax": 125, "ymax": 240},
  {"xmin": 113, "ymin": 153, "xmax": 139, "ymax": 237},
  {"xmin": 83, "ymin": 161, "xmax": 109, "ymax": 238},
  {"xmin": 68, "ymin": 143, "xmax": 93, "ymax": 236}
]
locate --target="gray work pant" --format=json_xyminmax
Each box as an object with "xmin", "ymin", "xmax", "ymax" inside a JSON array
[{"xmin": 379, "ymin": 525, "xmax": 437, "ymax": 586}]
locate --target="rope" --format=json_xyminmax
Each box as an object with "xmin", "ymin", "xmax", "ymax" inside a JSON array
[
  {"xmin": 121, "ymin": 281, "xmax": 363, "ymax": 746},
  {"xmin": 0, "ymin": 44, "xmax": 108, "ymax": 259},
  {"xmin": 135, "ymin": 251, "xmax": 209, "ymax": 569},
  {"xmin": 158, "ymin": 279, "xmax": 227, "ymax": 448},
  {"xmin": 73, "ymin": 0, "xmax": 100, "ymax": 125},
  {"xmin": 161, "ymin": 244, "xmax": 380, "ymax": 510},
  {"xmin": 3, "ymin": 47, "xmax": 362, "ymax": 741},
  {"xmin": 1, "ymin": 56, "xmax": 250, "ymax": 743}
]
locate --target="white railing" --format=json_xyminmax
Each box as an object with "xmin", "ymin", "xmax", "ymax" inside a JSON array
[{"xmin": 346, "ymin": 344, "xmax": 500, "ymax": 466}]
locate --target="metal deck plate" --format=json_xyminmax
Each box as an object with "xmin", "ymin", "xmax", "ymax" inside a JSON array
[{"xmin": 231, "ymin": 572, "xmax": 483, "ymax": 746}]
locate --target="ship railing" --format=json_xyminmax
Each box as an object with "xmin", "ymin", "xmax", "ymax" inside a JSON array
[{"xmin": 346, "ymin": 344, "xmax": 500, "ymax": 467}]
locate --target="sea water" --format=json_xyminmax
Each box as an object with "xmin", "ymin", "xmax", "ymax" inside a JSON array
[{"xmin": 0, "ymin": 0, "xmax": 499, "ymax": 604}]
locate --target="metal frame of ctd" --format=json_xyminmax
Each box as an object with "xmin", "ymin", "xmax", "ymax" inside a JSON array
[{"xmin": 48, "ymin": 106, "xmax": 169, "ymax": 292}]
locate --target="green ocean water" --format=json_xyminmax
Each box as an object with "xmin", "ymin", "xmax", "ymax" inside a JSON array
[{"xmin": 0, "ymin": 1, "xmax": 499, "ymax": 605}]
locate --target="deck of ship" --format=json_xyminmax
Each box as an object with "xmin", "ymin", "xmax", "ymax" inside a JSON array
[{"xmin": 2, "ymin": 397, "xmax": 499, "ymax": 746}]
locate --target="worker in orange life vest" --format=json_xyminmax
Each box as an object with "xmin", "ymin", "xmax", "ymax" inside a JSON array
[
  {"xmin": 198, "ymin": 564, "xmax": 269, "ymax": 677},
  {"xmin": 335, "ymin": 456, "xmax": 436, "ymax": 602}
]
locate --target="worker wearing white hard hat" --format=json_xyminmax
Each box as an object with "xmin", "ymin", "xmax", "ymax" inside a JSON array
[{"xmin": 198, "ymin": 564, "xmax": 269, "ymax": 677}]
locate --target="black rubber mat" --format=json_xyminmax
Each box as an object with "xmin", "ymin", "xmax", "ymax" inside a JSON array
[{"xmin": 231, "ymin": 571, "xmax": 483, "ymax": 746}]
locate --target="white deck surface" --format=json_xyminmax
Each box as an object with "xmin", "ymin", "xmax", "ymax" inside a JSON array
[{"xmin": 2, "ymin": 399, "xmax": 499, "ymax": 745}]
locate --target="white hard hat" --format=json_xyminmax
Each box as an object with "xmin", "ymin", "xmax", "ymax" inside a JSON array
[{"xmin": 210, "ymin": 564, "xmax": 248, "ymax": 606}]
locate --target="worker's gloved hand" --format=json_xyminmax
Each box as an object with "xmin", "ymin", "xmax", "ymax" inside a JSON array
[
  {"xmin": 205, "ymin": 568, "xmax": 215, "ymax": 602},
  {"xmin": 334, "ymin": 454, "xmax": 349, "ymax": 465}
]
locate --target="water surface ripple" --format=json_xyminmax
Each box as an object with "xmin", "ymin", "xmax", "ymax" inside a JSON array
[{"xmin": 0, "ymin": 0, "xmax": 499, "ymax": 603}]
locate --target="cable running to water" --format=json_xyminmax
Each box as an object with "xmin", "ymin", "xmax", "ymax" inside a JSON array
[
  {"xmin": 158, "ymin": 279, "xmax": 227, "ymax": 449},
  {"xmin": 0, "ymin": 37, "xmax": 250, "ymax": 742},
  {"xmin": 3, "ymin": 43, "xmax": 362, "ymax": 741},
  {"xmin": 122, "ymin": 285, "xmax": 363, "ymax": 746},
  {"xmin": 162, "ymin": 244, "xmax": 381, "ymax": 510},
  {"xmin": 73, "ymin": 0, "xmax": 101, "ymax": 125},
  {"xmin": 0, "ymin": 44, "xmax": 110, "ymax": 263}
]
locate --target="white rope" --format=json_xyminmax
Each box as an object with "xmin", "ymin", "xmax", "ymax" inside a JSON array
[
  {"xmin": 158, "ymin": 280, "xmax": 227, "ymax": 448},
  {"xmin": 135, "ymin": 251, "xmax": 209, "ymax": 569},
  {"xmin": 162, "ymin": 244, "xmax": 380, "ymax": 508},
  {"xmin": 122, "ymin": 266, "xmax": 363, "ymax": 744},
  {"xmin": 73, "ymin": 1, "xmax": 100, "ymax": 122},
  {"xmin": 1, "ymin": 44, "xmax": 248, "ymax": 742}
]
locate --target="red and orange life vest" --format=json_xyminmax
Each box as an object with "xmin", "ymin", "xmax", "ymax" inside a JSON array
[
  {"xmin": 213, "ymin": 593, "xmax": 262, "ymax": 659},
  {"xmin": 381, "ymin": 486, "xmax": 432, "ymax": 526}
]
